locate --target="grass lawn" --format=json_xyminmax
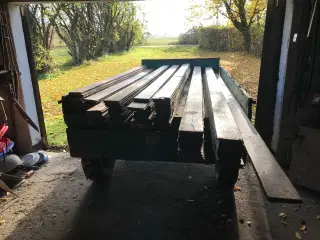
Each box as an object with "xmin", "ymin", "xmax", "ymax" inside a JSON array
[
  {"xmin": 40, "ymin": 46, "xmax": 261, "ymax": 149},
  {"xmin": 143, "ymin": 37, "xmax": 179, "ymax": 46}
]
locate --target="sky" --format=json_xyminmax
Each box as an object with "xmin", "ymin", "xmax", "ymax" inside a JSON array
[{"xmin": 137, "ymin": 0, "xmax": 209, "ymax": 37}]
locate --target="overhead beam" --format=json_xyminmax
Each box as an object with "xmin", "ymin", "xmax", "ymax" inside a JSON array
[{"xmin": 8, "ymin": 0, "xmax": 143, "ymax": 4}]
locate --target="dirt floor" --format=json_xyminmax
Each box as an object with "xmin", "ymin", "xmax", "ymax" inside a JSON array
[{"xmin": 0, "ymin": 153, "xmax": 319, "ymax": 240}]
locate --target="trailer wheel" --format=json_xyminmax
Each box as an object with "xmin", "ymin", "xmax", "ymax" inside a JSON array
[
  {"xmin": 81, "ymin": 158, "xmax": 115, "ymax": 185},
  {"xmin": 215, "ymin": 166, "xmax": 239, "ymax": 189}
]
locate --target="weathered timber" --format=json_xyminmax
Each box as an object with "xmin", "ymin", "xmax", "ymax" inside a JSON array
[
  {"xmin": 61, "ymin": 97, "xmax": 95, "ymax": 114},
  {"xmin": 153, "ymin": 64, "xmax": 190, "ymax": 104},
  {"xmin": 172, "ymin": 76, "xmax": 191, "ymax": 120},
  {"xmin": 134, "ymin": 65, "xmax": 178, "ymax": 103},
  {"xmin": 214, "ymin": 69, "xmax": 301, "ymax": 202},
  {"xmin": 178, "ymin": 67, "xmax": 203, "ymax": 150},
  {"xmin": 67, "ymin": 128, "xmax": 172, "ymax": 161},
  {"xmin": 69, "ymin": 66, "xmax": 145, "ymax": 98},
  {"xmin": 85, "ymin": 70, "xmax": 151, "ymax": 103},
  {"xmin": 152, "ymin": 64, "xmax": 190, "ymax": 124},
  {"xmin": 128, "ymin": 102, "xmax": 149, "ymax": 111},
  {"xmin": 105, "ymin": 66, "xmax": 169, "ymax": 108},
  {"xmin": 220, "ymin": 68, "xmax": 254, "ymax": 120},
  {"xmin": 203, "ymin": 68, "xmax": 243, "ymax": 166},
  {"xmin": 86, "ymin": 102, "xmax": 108, "ymax": 119}
]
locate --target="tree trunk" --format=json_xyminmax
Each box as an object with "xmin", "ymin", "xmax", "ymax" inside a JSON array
[{"xmin": 241, "ymin": 28, "xmax": 251, "ymax": 52}]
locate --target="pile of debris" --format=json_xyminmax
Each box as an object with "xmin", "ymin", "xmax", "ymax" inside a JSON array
[{"xmin": 0, "ymin": 97, "xmax": 48, "ymax": 200}]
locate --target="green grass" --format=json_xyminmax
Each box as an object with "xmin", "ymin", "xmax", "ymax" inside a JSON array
[
  {"xmin": 45, "ymin": 117, "xmax": 68, "ymax": 149},
  {"xmin": 41, "ymin": 46, "xmax": 261, "ymax": 149},
  {"xmin": 144, "ymin": 37, "xmax": 179, "ymax": 46}
]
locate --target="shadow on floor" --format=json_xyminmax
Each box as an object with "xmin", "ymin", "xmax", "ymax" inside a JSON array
[{"xmin": 6, "ymin": 160, "xmax": 240, "ymax": 240}]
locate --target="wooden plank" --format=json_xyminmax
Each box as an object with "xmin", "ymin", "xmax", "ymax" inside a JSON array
[
  {"xmin": 69, "ymin": 66, "xmax": 145, "ymax": 98},
  {"xmin": 178, "ymin": 67, "xmax": 203, "ymax": 150},
  {"xmin": 134, "ymin": 65, "xmax": 178, "ymax": 103},
  {"xmin": 153, "ymin": 64, "xmax": 190, "ymax": 103},
  {"xmin": 87, "ymin": 102, "xmax": 107, "ymax": 113},
  {"xmin": 220, "ymin": 68, "xmax": 254, "ymax": 120},
  {"xmin": 203, "ymin": 68, "xmax": 242, "ymax": 165},
  {"xmin": 142, "ymin": 58, "xmax": 220, "ymax": 70},
  {"xmin": 127, "ymin": 102, "xmax": 149, "ymax": 111},
  {"xmin": 86, "ymin": 102, "xmax": 108, "ymax": 119},
  {"xmin": 85, "ymin": 70, "xmax": 151, "ymax": 103},
  {"xmin": 213, "ymin": 69, "xmax": 300, "ymax": 202},
  {"xmin": 173, "ymin": 77, "xmax": 191, "ymax": 119},
  {"xmin": 179, "ymin": 67, "xmax": 203, "ymax": 133},
  {"xmin": 105, "ymin": 66, "xmax": 169, "ymax": 107}
]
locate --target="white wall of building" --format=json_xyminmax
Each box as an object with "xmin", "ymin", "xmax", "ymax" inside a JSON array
[
  {"xmin": 271, "ymin": 0, "xmax": 294, "ymax": 151},
  {"xmin": 8, "ymin": 4, "xmax": 41, "ymax": 146}
]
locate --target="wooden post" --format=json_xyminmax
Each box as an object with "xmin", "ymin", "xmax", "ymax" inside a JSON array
[
  {"xmin": 20, "ymin": 7, "xmax": 48, "ymax": 149},
  {"xmin": 255, "ymin": 0, "xmax": 286, "ymax": 148}
]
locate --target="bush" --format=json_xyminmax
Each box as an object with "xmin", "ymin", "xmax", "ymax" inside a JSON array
[
  {"xmin": 178, "ymin": 27, "xmax": 199, "ymax": 45},
  {"xmin": 196, "ymin": 25, "xmax": 264, "ymax": 57},
  {"xmin": 34, "ymin": 44, "xmax": 53, "ymax": 74},
  {"xmin": 250, "ymin": 24, "xmax": 264, "ymax": 57},
  {"xmin": 198, "ymin": 26, "xmax": 244, "ymax": 52}
]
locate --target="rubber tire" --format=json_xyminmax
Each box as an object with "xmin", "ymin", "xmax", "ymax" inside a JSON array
[
  {"xmin": 215, "ymin": 166, "xmax": 239, "ymax": 190},
  {"xmin": 81, "ymin": 158, "xmax": 115, "ymax": 185}
]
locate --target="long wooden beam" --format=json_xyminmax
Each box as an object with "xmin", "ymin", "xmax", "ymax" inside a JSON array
[
  {"xmin": 9, "ymin": 0, "xmax": 143, "ymax": 3},
  {"xmin": 70, "ymin": 67, "xmax": 145, "ymax": 98},
  {"xmin": 203, "ymin": 68, "xmax": 243, "ymax": 165},
  {"xmin": 178, "ymin": 67, "xmax": 203, "ymax": 150},
  {"xmin": 213, "ymin": 68, "xmax": 300, "ymax": 202},
  {"xmin": 133, "ymin": 65, "xmax": 177, "ymax": 103},
  {"xmin": 105, "ymin": 66, "xmax": 168, "ymax": 107},
  {"xmin": 85, "ymin": 70, "xmax": 151, "ymax": 103}
]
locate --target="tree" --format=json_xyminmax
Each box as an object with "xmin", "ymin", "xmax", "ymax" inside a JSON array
[
  {"xmin": 188, "ymin": 0, "xmax": 266, "ymax": 52},
  {"xmin": 52, "ymin": 2, "xmax": 144, "ymax": 64},
  {"xmin": 25, "ymin": 4, "xmax": 60, "ymax": 50},
  {"xmin": 24, "ymin": 4, "xmax": 60, "ymax": 73}
]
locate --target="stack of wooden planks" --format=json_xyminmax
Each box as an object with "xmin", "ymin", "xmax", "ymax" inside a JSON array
[
  {"xmin": 61, "ymin": 67, "xmax": 148, "ymax": 127},
  {"xmin": 153, "ymin": 64, "xmax": 191, "ymax": 126},
  {"xmin": 104, "ymin": 66, "xmax": 169, "ymax": 124},
  {"xmin": 128, "ymin": 65, "xmax": 179, "ymax": 126},
  {"xmin": 62, "ymin": 65, "xmax": 239, "ymax": 162},
  {"xmin": 61, "ymin": 65, "xmax": 194, "ymax": 130}
]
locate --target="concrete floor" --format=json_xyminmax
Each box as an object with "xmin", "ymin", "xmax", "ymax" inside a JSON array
[{"xmin": 0, "ymin": 152, "xmax": 318, "ymax": 240}]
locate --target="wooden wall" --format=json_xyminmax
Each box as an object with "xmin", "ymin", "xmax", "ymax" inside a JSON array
[
  {"xmin": 0, "ymin": 3, "xmax": 34, "ymax": 153},
  {"xmin": 276, "ymin": 0, "xmax": 320, "ymax": 166},
  {"xmin": 255, "ymin": 0, "xmax": 286, "ymax": 149}
]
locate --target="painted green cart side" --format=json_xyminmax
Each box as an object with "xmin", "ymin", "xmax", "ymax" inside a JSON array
[{"xmin": 142, "ymin": 58, "xmax": 220, "ymax": 70}]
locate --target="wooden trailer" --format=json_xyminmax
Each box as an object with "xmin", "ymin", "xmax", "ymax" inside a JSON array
[{"xmin": 61, "ymin": 58, "xmax": 300, "ymax": 202}]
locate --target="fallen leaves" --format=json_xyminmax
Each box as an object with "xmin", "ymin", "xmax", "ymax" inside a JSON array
[
  {"xmin": 0, "ymin": 216, "xmax": 5, "ymax": 226},
  {"xmin": 281, "ymin": 221, "xmax": 287, "ymax": 226},
  {"xmin": 279, "ymin": 213, "xmax": 287, "ymax": 219},
  {"xmin": 295, "ymin": 232, "xmax": 302, "ymax": 239},
  {"xmin": 300, "ymin": 225, "xmax": 307, "ymax": 231},
  {"xmin": 233, "ymin": 186, "xmax": 241, "ymax": 192}
]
